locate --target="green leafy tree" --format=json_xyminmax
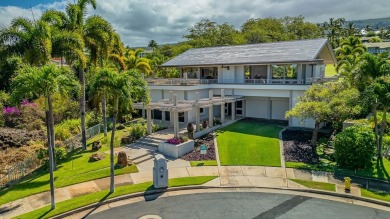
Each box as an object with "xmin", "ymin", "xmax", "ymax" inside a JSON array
[
  {"xmin": 148, "ymin": 40, "xmax": 158, "ymax": 52},
  {"xmin": 0, "ymin": 56, "xmax": 22, "ymax": 92},
  {"xmin": 334, "ymin": 125, "xmax": 375, "ymax": 169},
  {"xmin": 11, "ymin": 64, "xmax": 80, "ymax": 209},
  {"xmin": 369, "ymin": 36, "xmax": 382, "ymax": 43},
  {"xmin": 286, "ymin": 82, "xmax": 361, "ymax": 150}
]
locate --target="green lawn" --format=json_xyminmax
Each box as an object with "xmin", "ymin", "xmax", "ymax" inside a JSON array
[
  {"xmin": 325, "ymin": 64, "xmax": 337, "ymax": 77},
  {"xmin": 15, "ymin": 176, "xmax": 217, "ymax": 219},
  {"xmin": 190, "ymin": 160, "xmax": 218, "ymax": 166},
  {"xmin": 0, "ymin": 128, "xmax": 137, "ymax": 206},
  {"xmin": 290, "ymin": 179, "xmax": 336, "ymax": 192},
  {"xmin": 361, "ymin": 188, "xmax": 390, "ymax": 203},
  {"xmin": 286, "ymin": 158, "xmax": 390, "ymax": 181},
  {"xmin": 217, "ymin": 120, "xmax": 283, "ymax": 166}
]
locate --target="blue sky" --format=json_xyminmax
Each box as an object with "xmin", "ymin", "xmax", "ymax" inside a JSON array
[{"xmin": 0, "ymin": 0, "xmax": 58, "ymax": 7}]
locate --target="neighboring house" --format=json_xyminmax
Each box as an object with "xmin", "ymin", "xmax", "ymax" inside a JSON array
[
  {"xmin": 363, "ymin": 42, "xmax": 390, "ymax": 55},
  {"xmin": 135, "ymin": 38, "xmax": 337, "ymax": 136}
]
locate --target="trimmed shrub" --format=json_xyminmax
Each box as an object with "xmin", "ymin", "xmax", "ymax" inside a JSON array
[{"xmin": 334, "ymin": 125, "xmax": 375, "ymax": 169}]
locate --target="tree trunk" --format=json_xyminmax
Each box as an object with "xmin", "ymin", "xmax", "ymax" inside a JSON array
[
  {"xmin": 311, "ymin": 121, "xmax": 320, "ymax": 156},
  {"xmin": 102, "ymin": 94, "xmax": 107, "ymax": 137},
  {"xmin": 373, "ymin": 104, "xmax": 379, "ymax": 153},
  {"xmin": 48, "ymin": 94, "xmax": 56, "ymax": 170},
  {"xmin": 109, "ymin": 98, "xmax": 119, "ymax": 193},
  {"xmin": 378, "ymin": 109, "xmax": 387, "ymax": 159},
  {"xmin": 45, "ymin": 97, "xmax": 55, "ymax": 209},
  {"xmin": 79, "ymin": 66, "xmax": 87, "ymax": 150}
]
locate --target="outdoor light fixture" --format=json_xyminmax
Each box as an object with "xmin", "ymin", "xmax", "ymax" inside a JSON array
[{"xmin": 221, "ymin": 65, "xmax": 230, "ymax": 70}]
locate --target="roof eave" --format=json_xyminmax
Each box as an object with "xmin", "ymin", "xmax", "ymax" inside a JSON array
[{"xmin": 160, "ymin": 59, "xmax": 325, "ymax": 68}]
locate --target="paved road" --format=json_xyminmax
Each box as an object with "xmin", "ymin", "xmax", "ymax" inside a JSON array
[{"xmin": 89, "ymin": 192, "xmax": 390, "ymax": 219}]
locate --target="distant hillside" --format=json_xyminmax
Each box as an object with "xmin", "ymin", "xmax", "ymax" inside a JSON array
[{"xmin": 349, "ymin": 17, "xmax": 390, "ymax": 29}]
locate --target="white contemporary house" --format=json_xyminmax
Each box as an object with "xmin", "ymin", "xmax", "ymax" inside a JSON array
[{"xmin": 135, "ymin": 38, "xmax": 337, "ymax": 137}]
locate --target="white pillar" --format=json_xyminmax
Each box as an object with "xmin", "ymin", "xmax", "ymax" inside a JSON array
[
  {"xmin": 146, "ymin": 108, "xmax": 152, "ymax": 135},
  {"xmin": 209, "ymin": 90, "xmax": 213, "ymax": 127},
  {"xmin": 267, "ymin": 65, "xmax": 271, "ymax": 84},
  {"xmin": 142, "ymin": 109, "xmax": 145, "ymax": 118},
  {"xmin": 169, "ymin": 110, "xmax": 174, "ymax": 127},
  {"xmin": 195, "ymin": 92, "xmax": 200, "ymax": 132},
  {"xmin": 232, "ymin": 102, "xmax": 236, "ymax": 120},
  {"xmin": 221, "ymin": 89, "xmax": 225, "ymax": 123},
  {"xmin": 183, "ymin": 72, "xmax": 188, "ymax": 80}
]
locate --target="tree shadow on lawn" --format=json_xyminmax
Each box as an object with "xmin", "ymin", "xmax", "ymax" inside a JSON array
[{"xmin": 376, "ymin": 158, "xmax": 390, "ymax": 180}]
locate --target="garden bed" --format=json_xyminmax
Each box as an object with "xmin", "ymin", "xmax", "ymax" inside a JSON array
[
  {"xmin": 181, "ymin": 133, "xmax": 216, "ymax": 161},
  {"xmin": 282, "ymin": 129, "xmax": 330, "ymax": 163}
]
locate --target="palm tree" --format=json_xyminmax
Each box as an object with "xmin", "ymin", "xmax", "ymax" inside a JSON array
[
  {"xmin": 148, "ymin": 40, "xmax": 158, "ymax": 52},
  {"xmin": 89, "ymin": 69, "xmax": 131, "ymax": 192},
  {"xmin": 346, "ymin": 22, "xmax": 357, "ymax": 37},
  {"xmin": 0, "ymin": 17, "xmax": 52, "ymax": 66},
  {"xmin": 60, "ymin": 0, "xmax": 113, "ymax": 150},
  {"xmin": 124, "ymin": 48, "xmax": 152, "ymax": 76},
  {"xmin": 11, "ymin": 64, "xmax": 80, "ymax": 209},
  {"xmin": 335, "ymin": 36, "xmax": 366, "ymax": 61}
]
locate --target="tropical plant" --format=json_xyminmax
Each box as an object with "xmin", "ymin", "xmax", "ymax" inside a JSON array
[
  {"xmin": 11, "ymin": 64, "xmax": 80, "ymax": 209},
  {"xmin": 124, "ymin": 48, "xmax": 152, "ymax": 76}
]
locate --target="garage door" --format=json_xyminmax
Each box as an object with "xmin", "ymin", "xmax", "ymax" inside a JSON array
[
  {"xmin": 246, "ymin": 98, "xmax": 269, "ymax": 119},
  {"xmin": 271, "ymin": 99, "xmax": 289, "ymax": 120}
]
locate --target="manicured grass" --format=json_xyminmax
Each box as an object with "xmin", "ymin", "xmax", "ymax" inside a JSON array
[
  {"xmin": 15, "ymin": 176, "xmax": 217, "ymax": 219},
  {"xmin": 361, "ymin": 188, "xmax": 390, "ymax": 203},
  {"xmin": 0, "ymin": 128, "xmax": 137, "ymax": 206},
  {"xmin": 290, "ymin": 179, "xmax": 336, "ymax": 192},
  {"xmin": 286, "ymin": 158, "xmax": 390, "ymax": 181},
  {"xmin": 325, "ymin": 64, "xmax": 337, "ymax": 77},
  {"xmin": 190, "ymin": 160, "xmax": 218, "ymax": 166},
  {"xmin": 217, "ymin": 120, "xmax": 283, "ymax": 166}
]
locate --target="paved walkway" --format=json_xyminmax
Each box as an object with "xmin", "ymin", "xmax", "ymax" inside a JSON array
[{"xmin": 0, "ymin": 165, "xmax": 366, "ymax": 219}]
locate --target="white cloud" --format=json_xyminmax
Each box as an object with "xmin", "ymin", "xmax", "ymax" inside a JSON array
[{"xmin": 0, "ymin": 0, "xmax": 389, "ymax": 46}]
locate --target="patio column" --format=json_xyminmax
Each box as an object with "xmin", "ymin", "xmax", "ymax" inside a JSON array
[
  {"xmin": 208, "ymin": 90, "xmax": 213, "ymax": 128},
  {"xmin": 232, "ymin": 102, "xmax": 236, "ymax": 121},
  {"xmin": 195, "ymin": 92, "xmax": 200, "ymax": 132},
  {"xmin": 146, "ymin": 108, "xmax": 152, "ymax": 135},
  {"xmin": 173, "ymin": 94, "xmax": 179, "ymax": 137},
  {"xmin": 220, "ymin": 89, "xmax": 225, "ymax": 124},
  {"xmin": 169, "ymin": 91, "xmax": 174, "ymax": 127},
  {"xmin": 142, "ymin": 109, "xmax": 145, "ymax": 118}
]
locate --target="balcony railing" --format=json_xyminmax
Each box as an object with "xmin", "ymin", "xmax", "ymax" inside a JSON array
[{"xmin": 146, "ymin": 77, "xmax": 338, "ymax": 86}]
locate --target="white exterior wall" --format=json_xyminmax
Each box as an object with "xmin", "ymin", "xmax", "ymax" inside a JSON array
[
  {"xmin": 219, "ymin": 66, "xmax": 235, "ymax": 83},
  {"xmin": 235, "ymin": 66, "xmax": 245, "ymax": 83},
  {"xmin": 290, "ymin": 90, "xmax": 316, "ymax": 128}
]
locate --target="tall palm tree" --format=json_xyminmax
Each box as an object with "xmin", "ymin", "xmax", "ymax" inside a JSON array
[
  {"xmin": 60, "ymin": 0, "xmax": 113, "ymax": 149},
  {"xmin": 335, "ymin": 37, "xmax": 366, "ymax": 61},
  {"xmin": 11, "ymin": 64, "xmax": 80, "ymax": 209},
  {"xmin": 89, "ymin": 69, "xmax": 131, "ymax": 193},
  {"xmin": 124, "ymin": 48, "xmax": 152, "ymax": 76}
]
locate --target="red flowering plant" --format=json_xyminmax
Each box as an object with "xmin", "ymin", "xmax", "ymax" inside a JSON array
[{"xmin": 166, "ymin": 137, "xmax": 182, "ymax": 145}]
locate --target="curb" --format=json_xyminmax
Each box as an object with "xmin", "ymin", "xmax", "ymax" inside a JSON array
[{"xmin": 52, "ymin": 185, "xmax": 390, "ymax": 218}]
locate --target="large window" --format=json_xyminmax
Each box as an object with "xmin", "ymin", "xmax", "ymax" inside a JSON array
[
  {"xmin": 200, "ymin": 67, "xmax": 218, "ymax": 79},
  {"xmin": 183, "ymin": 68, "xmax": 199, "ymax": 79},
  {"xmin": 272, "ymin": 64, "xmax": 297, "ymax": 79}
]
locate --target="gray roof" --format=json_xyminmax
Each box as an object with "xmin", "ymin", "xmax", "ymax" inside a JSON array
[
  {"xmin": 161, "ymin": 38, "xmax": 334, "ymax": 67},
  {"xmin": 363, "ymin": 42, "xmax": 390, "ymax": 49}
]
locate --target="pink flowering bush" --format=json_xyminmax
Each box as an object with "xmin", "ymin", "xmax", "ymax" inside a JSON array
[{"xmin": 3, "ymin": 100, "xmax": 45, "ymax": 130}]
